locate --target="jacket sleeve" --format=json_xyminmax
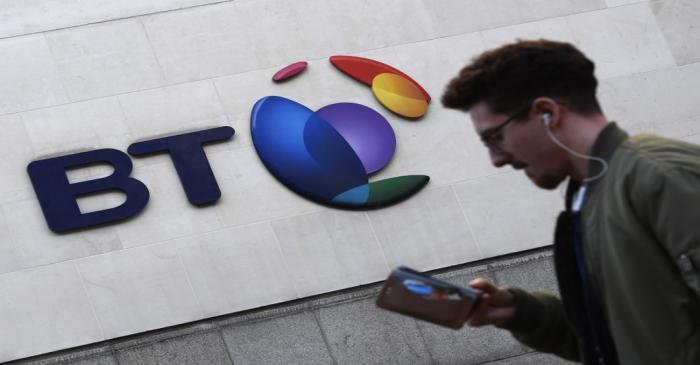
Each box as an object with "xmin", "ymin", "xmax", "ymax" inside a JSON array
[
  {"xmin": 501, "ymin": 288, "xmax": 581, "ymax": 362},
  {"xmin": 631, "ymin": 161, "xmax": 700, "ymax": 300}
]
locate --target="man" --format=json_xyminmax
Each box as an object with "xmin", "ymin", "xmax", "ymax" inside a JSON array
[{"xmin": 441, "ymin": 39, "xmax": 700, "ymax": 365}]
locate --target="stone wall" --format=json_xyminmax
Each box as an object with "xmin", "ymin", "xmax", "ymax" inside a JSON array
[{"xmin": 9, "ymin": 248, "xmax": 572, "ymax": 365}]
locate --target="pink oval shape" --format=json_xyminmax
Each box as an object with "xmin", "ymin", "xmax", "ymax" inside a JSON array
[{"xmin": 272, "ymin": 61, "xmax": 308, "ymax": 82}]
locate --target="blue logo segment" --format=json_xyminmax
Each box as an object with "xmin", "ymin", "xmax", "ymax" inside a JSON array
[{"xmin": 251, "ymin": 96, "xmax": 429, "ymax": 208}]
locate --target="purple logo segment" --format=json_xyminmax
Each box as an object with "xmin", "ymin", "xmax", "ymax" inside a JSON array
[{"xmin": 315, "ymin": 103, "xmax": 396, "ymax": 174}]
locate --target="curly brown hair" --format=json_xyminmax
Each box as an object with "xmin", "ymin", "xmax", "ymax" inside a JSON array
[{"xmin": 441, "ymin": 39, "xmax": 601, "ymax": 116}]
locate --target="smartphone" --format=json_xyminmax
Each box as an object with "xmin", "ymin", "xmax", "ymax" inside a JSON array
[{"xmin": 376, "ymin": 266, "xmax": 481, "ymax": 329}]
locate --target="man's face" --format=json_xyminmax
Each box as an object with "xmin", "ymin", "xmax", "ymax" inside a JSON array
[{"xmin": 469, "ymin": 101, "xmax": 570, "ymax": 190}]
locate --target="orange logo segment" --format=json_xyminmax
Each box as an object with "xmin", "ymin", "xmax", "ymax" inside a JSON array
[{"xmin": 330, "ymin": 55, "xmax": 430, "ymax": 118}]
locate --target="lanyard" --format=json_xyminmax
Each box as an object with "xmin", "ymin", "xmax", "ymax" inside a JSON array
[
  {"xmin": 570, "ymin": 183, "xmax": 610, "ymax": 365},
  {"xmin": 572, "ymin": 184, "xmax": 587, "ymax": 213},
  {"xmin": 572, "ymin": 184, "xmax": 589, "ymax": 283}
]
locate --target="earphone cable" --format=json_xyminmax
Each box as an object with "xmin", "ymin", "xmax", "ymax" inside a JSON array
[{"xmin": 544, "ymin": 124, "xmax": 608, "ymax": 183}]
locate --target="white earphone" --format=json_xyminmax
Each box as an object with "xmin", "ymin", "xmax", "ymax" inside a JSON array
[
  {"xmin": 542, "ymin": 112, "xmax": 552, "ymax": 126},
  {"xmin": 540, "ymin": 112, "xmax": 608, "ymax": 183}
]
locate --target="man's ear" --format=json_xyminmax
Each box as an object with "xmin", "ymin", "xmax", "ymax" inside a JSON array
[{"xmin": 532, "ymin": 97, "xmax": 561, "ymax": 128}]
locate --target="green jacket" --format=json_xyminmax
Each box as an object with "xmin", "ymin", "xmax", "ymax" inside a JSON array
[{"xmin": 504, "ymin": 123, "xmax": 700, "ymax": 364}]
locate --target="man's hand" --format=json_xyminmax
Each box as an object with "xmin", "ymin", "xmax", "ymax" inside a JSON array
[{"xmin": 467, "ymin": 277, "xmax": 517, "ymax": 328}]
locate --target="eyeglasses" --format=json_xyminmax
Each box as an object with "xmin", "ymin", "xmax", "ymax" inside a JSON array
[{"xmin": 480, "ymin": 106, "xmax": 531, "ymax": 150}]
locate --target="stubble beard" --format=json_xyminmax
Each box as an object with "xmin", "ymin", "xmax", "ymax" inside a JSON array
[{"xmin": 527, "ymin": 170, "xmax": 566, "ymax": 190}]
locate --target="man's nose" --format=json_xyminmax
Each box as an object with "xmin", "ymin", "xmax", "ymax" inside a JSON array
[{"xmin": 489, "ymin": 148, "xmax": 512, "ymax": 167}]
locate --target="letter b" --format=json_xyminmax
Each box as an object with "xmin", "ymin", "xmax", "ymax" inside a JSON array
[{"xmin": 27, "ymin": 149, "xmax": 149, "ymax": 233}]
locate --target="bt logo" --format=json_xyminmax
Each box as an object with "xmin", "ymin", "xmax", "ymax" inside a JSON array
[
  {"xmin": 251, "ymin": 56, "xmax": 431, "ymax": 208},
  {"xmin": 27, "ymin": 127, "xmax": 235, "ymax": 233},
  {"xmin": 26, "ymin": 56, "xmax": 430, "ymax": 232}
]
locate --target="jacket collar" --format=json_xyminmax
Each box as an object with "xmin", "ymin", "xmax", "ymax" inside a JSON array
[
  {"xmin": 586, "ymin": 122, "xmax": 628, "ymax": 188},
  {"xmin": 590, "ymin": 122, "xmax": 628, "ymax": 166},
  {"xmin": 565, "ymin": 122, "xmax": 628, "ymax": 205}
]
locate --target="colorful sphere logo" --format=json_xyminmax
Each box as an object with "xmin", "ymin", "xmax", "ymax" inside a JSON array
[{"xmin": 251, "ymin": 56, "xmax": 430, "ymax": 208}]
